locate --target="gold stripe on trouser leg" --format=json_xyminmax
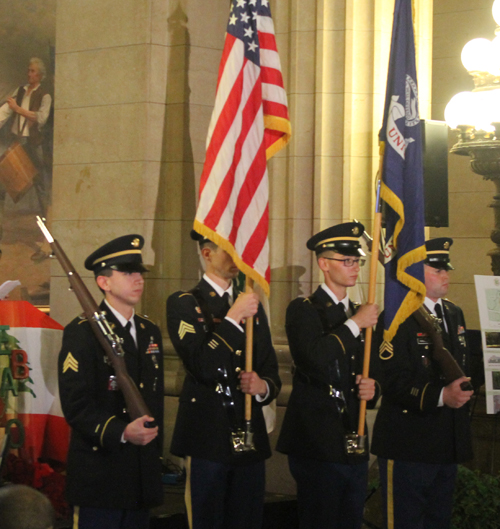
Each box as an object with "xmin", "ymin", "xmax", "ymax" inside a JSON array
[
  {"xmin": 387, "ymin": 459, "xmax": 394, "ymax": 529},
  {"xmin": 73, "ymin": 506, "xmax": 80, "ymax": 529},
  {"xmin": 185, "ymin": 456, "xmax": 193, "ymax": 529}
]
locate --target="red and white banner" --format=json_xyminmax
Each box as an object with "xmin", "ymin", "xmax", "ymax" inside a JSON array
[{"xmin": 0, "ymin": 301, "xmax": 69, "ymax": 462}]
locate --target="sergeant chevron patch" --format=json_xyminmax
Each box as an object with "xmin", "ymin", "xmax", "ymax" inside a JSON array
[
  {"xmin": 379, "ymin": 340, "xmax": 394, "ymax": 360},
  {"xmin": 178, "ymin": 321, "xmax": 196, "ymax": 340},
  {"xmin": 208, "ymin": 339, "xmax": 218, "ymax": 349},
  {"xmin": 63, "ymin": 352, "xmax": 79, "ymax": 373}
]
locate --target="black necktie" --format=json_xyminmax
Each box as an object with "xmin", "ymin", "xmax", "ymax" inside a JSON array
[
  {"xmin": 123, "ymin": 320, "xmax": 138, "ymax": 350},
  {"xmin": 222, "ymin": 292, "xmax": 230, "ymax": 312},
  {"xmin": 434, "ymin": 303, "xmax": 446, "ymax": 334},
  {"xmin": 435, "ymin": 303, "xmax": 452, "ymax": 353}
]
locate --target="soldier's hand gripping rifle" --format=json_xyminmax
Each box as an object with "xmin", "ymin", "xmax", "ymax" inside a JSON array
[
  {"xmin": 412, "ymin": 308, "xmax": 473, "ymax": 391},
  {"xmin": 360, "ymin": 225, "xmax": 473, "ymax": 393},
  {"xmin": 36, "ymin": 216, "xmax": 155, "ymax": 424}
]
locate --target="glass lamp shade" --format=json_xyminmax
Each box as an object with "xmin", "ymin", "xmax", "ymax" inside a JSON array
[
  {"xmin": 461, "ymin": 38, "xmax": 492, "ymax": 72},
  {"xmin": 444, "ymin": 91, "xmax": 477, "ymax": 128},
  {"xmin": 493, "ymin": 0, "xmax": 500, "ymax": 26}
]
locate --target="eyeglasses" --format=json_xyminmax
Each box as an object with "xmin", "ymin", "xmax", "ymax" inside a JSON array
[{"xmin": 321, "ymin": 257, "xmax": 366, "ymax": 267}]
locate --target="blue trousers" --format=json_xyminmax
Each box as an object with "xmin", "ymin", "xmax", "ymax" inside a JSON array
[
  {"xmin": 378, "ymin": 458, "xmax": 457, "ymax": 529},
  {"xmin": 289, "ymin": 455, "xmax": 368, "ymax": 529},
  {"xmin": 186, "ymin": 457, "xmax": 265, "ymax": 529},
  {"xmin": 73, "ymin": 506, "xmax": 150, "ymax": 529}
]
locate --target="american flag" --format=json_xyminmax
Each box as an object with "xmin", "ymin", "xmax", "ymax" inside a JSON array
[{"xmin": 193, "ymin": 0, "xmax": 291, "ymax": 296}]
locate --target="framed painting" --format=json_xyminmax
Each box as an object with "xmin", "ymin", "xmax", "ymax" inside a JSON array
[{"xmin": 0, "ymin": 0, "xmax": 56, "ymax": 308}]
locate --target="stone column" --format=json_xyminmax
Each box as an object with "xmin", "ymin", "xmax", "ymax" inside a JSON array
[{"xmin": 269, "ymin": 0, "xmax": 433, "ymax": 338}]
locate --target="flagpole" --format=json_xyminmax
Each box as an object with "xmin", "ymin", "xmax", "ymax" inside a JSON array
[
  {"xmin": 244, "ymin": 276, "xmax": 254, "ymax": 415},
  {"xmin": 244, "ymin": 276, "xmax": 255, "ymax": 448},
  {"xmin": 357, "ymin": 175, "xmax": 383, "ymax": 437}
]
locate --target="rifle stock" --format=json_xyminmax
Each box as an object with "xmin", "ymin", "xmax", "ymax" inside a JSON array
[
  {"xmin": 36, "ymin": 216, "xmax": 153, "ymax": 422},
  {"xmin": 413, "ymin": 306, "xmax": 473, "ymax": 392}
]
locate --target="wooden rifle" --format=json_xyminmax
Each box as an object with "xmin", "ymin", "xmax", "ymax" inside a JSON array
[{"xmin": 36, "ymin": 216, "xmax": 155, "ymax": 423}]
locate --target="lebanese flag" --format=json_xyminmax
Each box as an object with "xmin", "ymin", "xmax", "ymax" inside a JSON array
[{"xmin": 0, "ymin": 301, "xmax": 69, "ymax": 462}]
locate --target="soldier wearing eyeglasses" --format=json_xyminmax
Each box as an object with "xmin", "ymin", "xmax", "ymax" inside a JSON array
[{"xmin": 276, "ymin": 222, "xmax": 379, "ymax": 529}]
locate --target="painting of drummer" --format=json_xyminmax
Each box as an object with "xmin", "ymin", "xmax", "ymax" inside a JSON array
[{"xmin": 0, "ymin": 57, "xmax": 52, "ymax": 255}]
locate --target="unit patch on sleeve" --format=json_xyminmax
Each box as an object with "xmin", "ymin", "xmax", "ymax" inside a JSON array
[{"xmin": 63, "ymin": 352, "xmax": 79, "ymax": 373}]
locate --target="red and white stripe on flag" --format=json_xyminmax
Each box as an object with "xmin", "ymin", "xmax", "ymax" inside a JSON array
[
  {"xmin": 194, "ymin": 0, "xmax": 291, "ymax": 296},
  {"xmin": 0, "ymin": 301, "xmax": 70, "ymax": 462}
]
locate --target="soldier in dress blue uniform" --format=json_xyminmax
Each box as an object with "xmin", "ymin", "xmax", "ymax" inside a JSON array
[
  {"xmin": 371, "ymin": 237, "xmax": 474, "ymax": 529},
  {"xmin": 166, "ymin": 231, "xmax": 281, "ymax": 529},
  {"xmin": 58, "ymin": 235, "xmax": 164, "ymax": 529},
  {"xmin": 276, "ymin": 222, "xmax": 379, "ymax": 529}
]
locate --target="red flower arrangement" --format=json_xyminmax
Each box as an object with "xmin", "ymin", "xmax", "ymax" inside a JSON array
[{"xmin": 2, "ymin": 454, "xmax": 70, "ymax": 519}]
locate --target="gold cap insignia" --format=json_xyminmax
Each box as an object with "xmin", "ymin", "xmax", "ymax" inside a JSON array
[
  {"xmin": 132, "ymin": 238, "xmax": 141, "ymax": 248},
  {"xmin": 444, "ymin": 242, "xmax": 450, "ymax": 250},
  {"xmin": 352, "ymin": 227, "xmax": 359, "ymax": 235}
]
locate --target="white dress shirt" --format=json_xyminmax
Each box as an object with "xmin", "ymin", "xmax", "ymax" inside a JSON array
[{"xmin": 104, "ymin": 300, "xmax": 137, "ymax": 347}]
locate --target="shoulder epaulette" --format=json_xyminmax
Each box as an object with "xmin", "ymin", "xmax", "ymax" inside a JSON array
[
  {"xmin": 137, "ymin": 313, "xmax": 158, "ymax": 325},
  {"xmin": 303, "ymin": 297, "xmax": 312, "ymax": 304},
  {"xmin": 442, "ymin": 298, "xmax": 455, "ymax": 306},
  {"xmin": 178, "ymin": 292, "xmax": 195, "ymax": 298}
]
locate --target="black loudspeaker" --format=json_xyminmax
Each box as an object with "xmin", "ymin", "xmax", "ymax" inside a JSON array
[{"xmin": 421, "ymin": 119, "xmax": 449, "ymax": 227}]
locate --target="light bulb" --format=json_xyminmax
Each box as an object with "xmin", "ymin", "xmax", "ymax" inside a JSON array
[
  {"xmin": 493, "ymin": 0, "xmax": 500, "ymax": 26},
  {"xmin": 461, "ymin": 38, "xmax": 492, "ymax": 72},
  {"xmin": 444, "ymin": 92, "xmax": 476, "ymax": 128}
]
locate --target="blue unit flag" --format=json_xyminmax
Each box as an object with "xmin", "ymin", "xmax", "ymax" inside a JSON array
[{"xmin": 379, "ymin": 0, "xmax": 426, "ymax": 350}]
